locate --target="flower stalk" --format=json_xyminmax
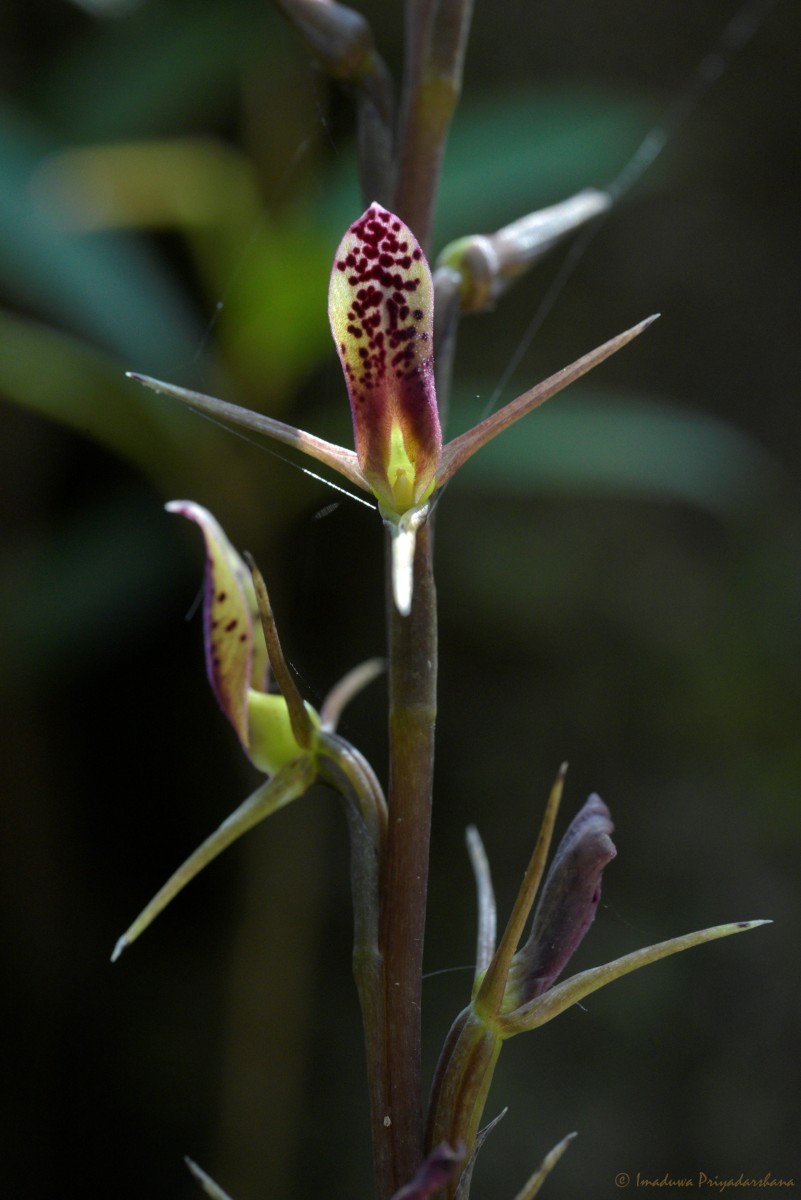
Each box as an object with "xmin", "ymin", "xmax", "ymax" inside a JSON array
[
  {"xmin": 376, "ymin": 516, "xmax": 438, "ymax": 1195},
  {"xmin": 393, "ymin": 0, "xmax": 475, "ymax": 252}
]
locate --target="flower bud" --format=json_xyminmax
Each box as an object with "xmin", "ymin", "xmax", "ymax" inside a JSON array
[{"xmin": 506, "ymin": 793, "xmax": 616, "ymax": 1006}]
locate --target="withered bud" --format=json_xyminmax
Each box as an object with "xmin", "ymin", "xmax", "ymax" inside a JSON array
[{"xmin": 507, "ymin": 793, "xmax": 616, "ymax": 1004}]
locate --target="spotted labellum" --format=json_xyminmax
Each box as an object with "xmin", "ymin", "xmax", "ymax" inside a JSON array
[
  {"xmin": 328, "ymin": 202, "xmax": 441, "ymax": 518},
  {"xmin": 329, "ymin": 202, "xmax": 444, "ymax": 614}
]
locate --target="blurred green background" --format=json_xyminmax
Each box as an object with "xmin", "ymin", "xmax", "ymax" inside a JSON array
[{"xmin": 1, "ymin": 1, "xmax": 799, "ymax": 1197}]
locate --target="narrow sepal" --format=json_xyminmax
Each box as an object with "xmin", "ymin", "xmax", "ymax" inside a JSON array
[
  {"xmin": 454, "ymin": 1109, "xmax": 507, "ymax": 1200},
  {"xmin": 248, "ymin": 556, "xmax": 315, "ymax": 750},
  {"xmin": 110, "ymin": 757, "xmax": 317, "ymax": 961},
  {"xmin": 128, "ymin": 373, "xmax": 367, "ymax": 492},
  {"xmin": 497, "ymin": 919, "xmax": 772, "ymax": 1036},
  {"xmin": 319, "ymin": 657, "xmax": 385, "ymax": 731},
  {"xmin": 185, "ymin": 1157, "xmax": 236, "ymax": 1200},
  {"xmin": 329, "ymin": 203, "xmax": 441, "ymax": 513},
  {"xmin": 466, "ymin": 826, "xmax": 496, "ymax": 978},
  {"xmin": 166, "ymin": 501, "xmax": 266, "ymax": 747},
  {"xmin": 437, "ymin": 316, "xmax": 659, "ymax": 486},
  {"xmin": 510, "ymin": 1132, "xmax": 577, "ymax": 1200},
  {"xmin": 475, "ymin": 764, "xmax": 566, "ymax": 1018}
]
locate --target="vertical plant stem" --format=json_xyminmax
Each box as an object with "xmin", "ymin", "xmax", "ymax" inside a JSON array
[
  {"xmin": 376, "ymin": 519, "xmax": 438, "ymax": 1197},
  {"xmin": 393, "ymin": 0, "xmax": 474, "ymax": 252}
]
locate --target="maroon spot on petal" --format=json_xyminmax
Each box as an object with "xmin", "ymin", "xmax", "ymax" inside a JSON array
[{"xmin": 224, "ymin": 619, "xmax": 238, "ymax": 632}]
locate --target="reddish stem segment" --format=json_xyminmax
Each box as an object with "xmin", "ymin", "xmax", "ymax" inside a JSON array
[{"xmin": 375, "ymin": 519, "xmax": 437, "ymax": 1197}]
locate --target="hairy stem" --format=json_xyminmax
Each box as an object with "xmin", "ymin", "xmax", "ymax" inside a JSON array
[{"xmin": 375, "ymin": 519, "xmax": 438, "ymax": 1197}]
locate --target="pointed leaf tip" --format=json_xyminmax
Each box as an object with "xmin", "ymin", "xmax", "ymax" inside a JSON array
[
  {"xmin": 110, "ymin": 935, "xmax": 127, "ymax": 963},
  {"xmin": 500, "ymin": 917, "xmax": 769, "ymax": 1036},
  {"xmin": 185, "ymin": 1157, "xmax": 236, "ymax": 1200},
  {"xmin": 511, "ymin": 1131, "xmax": 577, "ymax": 1200}
]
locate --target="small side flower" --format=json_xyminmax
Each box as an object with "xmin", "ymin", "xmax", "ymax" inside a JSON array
[
  {"xmin": 111, "ymin": 504, "xmax": 385, "ymax": 961},
  {"xmin": 166, "ymin": 500, "xmax": 318, "ymax": 773}
]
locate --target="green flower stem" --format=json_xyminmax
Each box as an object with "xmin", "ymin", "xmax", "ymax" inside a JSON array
[
  {"xmin": 424, "ymin": 771, "xmax": 564, "ymax": 1186},
  {"xmin": 425, "ymin": 1007, "xmax": 502, "ymax": 1200},
  {"xmin": 376, "ymin": 518, "xmax": 438, "ymax": 1198},
  {"xmin": 432, "ymin": 264, "xmax": 463, "ymax": 434},
  {"xmin": 393, "ymin": 0, "xmax": 474, "ymax": 251},
  {"xmin": 316, "ymin": 736, "xmax": 387, "ymax": 1193}
]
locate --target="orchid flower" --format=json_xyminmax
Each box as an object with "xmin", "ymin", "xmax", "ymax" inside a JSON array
[
  {"xmin": 165, "ymin": 501, "xmax": 319, "ymax": 774},
  {"xmin": 425, "ymin": 766, "xmax": 770, "ymax": 1193},
  {"xmin": 112, "ymin": 502, "xmax": 385, "ymax": 961},
  {"xmin": 128, "ymin": 204, "xmax": 657, "ymax": 615}
]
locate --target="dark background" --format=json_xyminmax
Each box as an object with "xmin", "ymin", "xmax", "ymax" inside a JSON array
[{"xmin": 1, "ymin": 1, "xmax": 799, "ymax": 1198}]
